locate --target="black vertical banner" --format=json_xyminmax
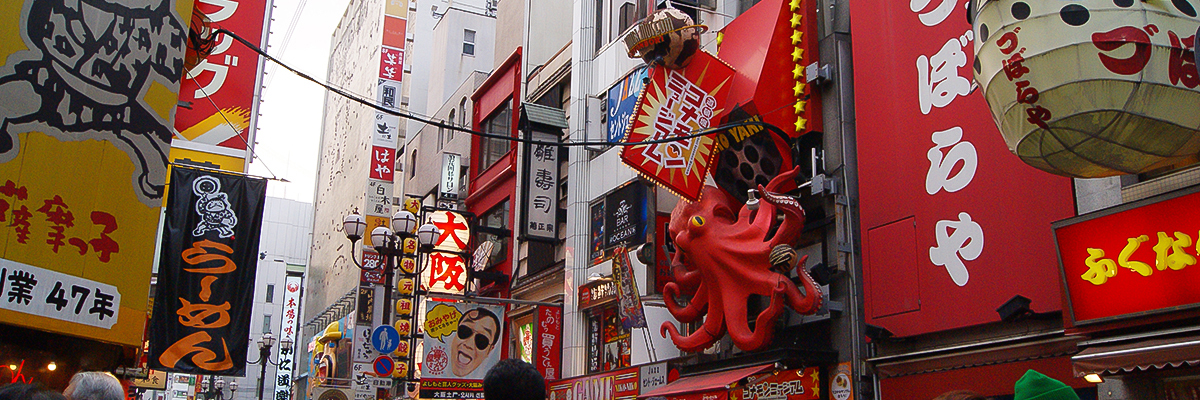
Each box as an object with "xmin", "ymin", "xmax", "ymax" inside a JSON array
[{"xmin": 148, "ymin": 167, "xmax": 267, "ymax": 376}]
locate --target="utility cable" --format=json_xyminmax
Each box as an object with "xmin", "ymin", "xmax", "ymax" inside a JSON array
[
  {"xmin": 185, "ymin": 68, "xmax": 287, "ymax": 182},
  {"xmin": 214, "ymin": 27, "xmax": 802, "ymax": 147}
]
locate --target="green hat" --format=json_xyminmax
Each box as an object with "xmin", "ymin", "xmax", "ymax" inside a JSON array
[{"xmin": 1013, "ymin": 370, "xmax": 1079, "ymax": 400}]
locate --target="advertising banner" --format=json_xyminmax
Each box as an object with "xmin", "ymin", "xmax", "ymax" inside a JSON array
[
  {"xmin": 620, "ymin": 52, "xmax": 733, "ymax": 201},
  {"xmin": 176, "ymin": 0, "xmax": 270, "ymax": 154},
  {"xmin": 1054, "ymin": 188, "xmax": 1200, "ymax": 326},
  {"xmin": 275, "ymin": 275, "xmax": 303, "ymax": 400},
  {"xmin": 611, "ymin": 247, "xmax": 646, "ymax": 329},
  {"xmin": 421, "ymin": 301, "xmax": 506, "ymax": 399},
  {"xmin": 522, "ymin": 131, "xmax": 559, "ymax": 241},
  {"xmin": 149, "ymin": 167, "xmax": 267, "ymax": 375},
  {"xmin": 536, "ymin": 305, "xmax": 562, "ymax": 380},
  {"xmin": 731, "ymin": 367, "xmax": 820, "ymax": 400},
  {"xmin": 441, "ymin": 153, "xmax": 462, "ymax": 200},
  {"xmin": 547, "ymin": 367, "xmax": 639, "ymax": 400},
  {"xmin": 370, "ymin": 146, "xmax": 395, "ymax": 181},
  {"xmin": 607, "ymin": 67, "xmax": 649, "ymax": 143},
  {"xmin": 850, "ymin": 0, "xmax": 1075, "ymax": 336},
  {"xmin": 590, "ymin": 202, "xmax": 606, "ymax": 263},
  {"xmin": 0, "ymin": 0, "xmax": 189, "ymax": 348}
]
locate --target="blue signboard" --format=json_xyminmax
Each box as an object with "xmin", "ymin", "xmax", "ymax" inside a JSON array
[
  {"xmin": 371, "ymin": 325, "xmax": 401, "ymax": 354},
  {"xmin": 607, "ymin": 67, "xmax": 649, "ymax": 143}
]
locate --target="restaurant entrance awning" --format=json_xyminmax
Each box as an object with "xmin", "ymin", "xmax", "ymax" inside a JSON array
[
  {"xmin": 638, "ymin": 364, "xmax": 774, "ymax": 400},
  {"xmin": 1073, "ymin": 334, "xmax": 1200, "ymax": 376}
]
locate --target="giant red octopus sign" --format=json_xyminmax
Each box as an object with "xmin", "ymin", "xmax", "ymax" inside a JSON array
[{"xmin": 619, "ymin": 0, "xmax": 823, "ymax": 353}]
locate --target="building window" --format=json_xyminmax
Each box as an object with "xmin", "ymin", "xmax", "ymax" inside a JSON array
[
  {"xmin": 459, "ymin": 98, "xmax": 468, "ymax": 126},
  {"xmin": 263, "ymin": 314, "xmax": 272, "ymax": 334},
  {"xmin": 447, "ymin": 111, "xmax": 456, "ymax": 143},
  {"xmin": 410, "ymin": 150, "xmax": 418, "ymax": 179},
  {"xmin": 463, "ymin": 29, "xmax": 476, "ymax": 56},
  {"xmin": 479, "ymin": 104, "xmax": 511, "ymax": 172},
  {"xmin": 475, "ymin": 200, "xmax": 509, "ymax": 269},
  {"xmin": 618, "ymin": 2, "xmax": 638, "ymax": 36},
  {"xmin": 587, "ymin": 306, "xmax": 630, "ymax": 373},
  {"xmin": 266, "ymin": 284, "xmax": 275, "ymax": 303}
]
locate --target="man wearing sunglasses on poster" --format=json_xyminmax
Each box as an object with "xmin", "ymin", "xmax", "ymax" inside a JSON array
[{"xmin": 452, "ymin": 307, "xmax": 502, "ymax": 377}]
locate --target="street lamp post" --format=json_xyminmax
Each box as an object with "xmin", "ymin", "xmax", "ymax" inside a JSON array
[
  {"xmin": 247, "ymin": 332, "xmax": 293, "ymax": 400},
  {"xmin": 202, "ymin": 377, "xmax": 236, "ymax": 400},
  {"xmin": 343, "ymin": 209, "xmax": 438, "ymax": 390}
]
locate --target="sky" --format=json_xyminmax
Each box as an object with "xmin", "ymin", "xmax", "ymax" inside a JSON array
[{"xmin": 247, "ymin": 0, "xmax": 353, "ymax": 202}]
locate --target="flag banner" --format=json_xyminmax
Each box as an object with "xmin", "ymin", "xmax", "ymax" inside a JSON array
[
  {"xmin": 611, "ymin": 247, "xmax": 647, "ymax": 329},
  {"xmin": 149, "ymin": 166, "xmax": 267, "ymax": 375}
]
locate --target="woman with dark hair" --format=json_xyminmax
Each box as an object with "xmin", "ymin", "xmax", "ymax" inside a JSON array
[{"xmin": 451, "ymin": 307, "xmax": 502, "ymax": 377}]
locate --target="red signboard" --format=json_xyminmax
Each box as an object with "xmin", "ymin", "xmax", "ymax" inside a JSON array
[
  {"xmin": 1055, "ymin": 188, "xmax": 1200, "ymax": 326},
  {"xmin": 379, "ymin": 46, "xmax": 404, "ymax": 81},
  {"xmin": 548, "ymin": 367, "xmax": 638, "ymax": 400},
  {"xmin": 730, "ymin": 368, "xmax": 819, "ymax": 400},
  {"xmin": 370, "ymin": 146, "xmax": 395, "ymax": 181},
  {"xmin": 176, "ymin": 0, "xmax": 270, "ymax": 151},
  {"xmin": 620, "ymin": 52, "xmax": 732, "ymax": 201},
  {"xmin": 383, "ymin": 16, "xmax": 407, "ymax": 49},
  {"xmin": 536, "ymin": 306, "xmax": 563, "ymax": 380},
  {"xmin": 850, "ymin": 0, "xmax": 1075, "ymax": 336}
]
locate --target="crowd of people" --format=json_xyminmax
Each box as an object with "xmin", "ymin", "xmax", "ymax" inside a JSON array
[{"xmin": 0, "ymin": 362, "xmax": 1075, "ymax": 400}]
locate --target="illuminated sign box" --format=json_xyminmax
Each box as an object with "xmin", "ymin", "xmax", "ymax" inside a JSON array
[{"xmin": 1054, "ymin": 186, "xmax": 1200, "ymax": 326}]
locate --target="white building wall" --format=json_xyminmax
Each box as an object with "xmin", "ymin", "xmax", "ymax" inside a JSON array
[{"xmin": 304, "ymin": 0, "xmax": 383, "ymax": 340}]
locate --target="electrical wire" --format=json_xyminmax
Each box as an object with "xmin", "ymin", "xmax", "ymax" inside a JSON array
[
  {"xmin": 214, "ymin": 27, "xmax": 801, "ymax": 147},
  {"xmin": 186, "ymin": 68, "xmax": 287, "ymax": 182}
]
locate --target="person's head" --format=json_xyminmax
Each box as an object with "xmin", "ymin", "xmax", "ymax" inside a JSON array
[
  {"xmin": 451, "ymin": 307, "xmax": 501, "ymax": 377},
  {"xmin": 0, "ymin": 383, "xmax": 68, "ymax": 400},
  {"xmin": 63, "ymin": 372, "xmax": 124, "ymax": 400},
  {"xmin": 483, "ymin": 359, "xmax": 544, "ymax": 400},
  {"xmin": 1013, "ymin": 370, "xmax": 1079, "ymax": 400},
  {"xmin": 933, "ymin": 390, "xmax": 986, "ymax": 400}
]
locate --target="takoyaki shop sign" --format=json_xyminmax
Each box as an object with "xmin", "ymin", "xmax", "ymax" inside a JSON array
[{"xmin": 1054, "ymin": 187, "xmax": 1200, "ymax": 326}]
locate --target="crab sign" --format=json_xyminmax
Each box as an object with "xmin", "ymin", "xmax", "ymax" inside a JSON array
[{"xmin": 661, "ymin": 167, "xmax": 822, "ymax": 352}]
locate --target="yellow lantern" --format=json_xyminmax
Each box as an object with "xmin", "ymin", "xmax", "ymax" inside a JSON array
[
  {"xmin": 393, "ymin": 361, "xmax": 409, "ymax": 378},
  {"xmin": 973, "ymin": 0, "xmax": 1200, "ymax": 177},
  {"xmin": 404, "ymin": 197, "xmax": 421, "ymax": 214},
  {"xmin": 394, "ymin": 319, "xmax": 412, "ymax": 336},
  {"xmin": 399, "ymin": 257, "xmax": 417, "ymax": 274},
  {"xmin": 402, "ymin": 237, "xmax": 418, "ymax": 255},
  {"xmin": 396, "ymin": 278, "xmax": 415, "ymax": 295},
  {"xmin": 396, "ymin": 299, "xmax": 413, "ymax": 316},
  {"xmin": 393, "ymin": 340, "xmax": 410, "ymax": 357}
]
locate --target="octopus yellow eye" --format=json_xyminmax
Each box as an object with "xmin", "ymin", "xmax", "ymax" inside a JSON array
[{"xmin": 691, "ymin": 216, "xmax": 705, "ymax": 227}]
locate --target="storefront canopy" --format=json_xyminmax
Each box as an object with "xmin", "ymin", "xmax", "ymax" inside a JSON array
[
  {"xmin": 638, "ymin": 364, "xmax": 774, "ymax": 400},
  {"xmin": 1073, "ymin": 335, "xmax": 1200, "ymax": 376}
]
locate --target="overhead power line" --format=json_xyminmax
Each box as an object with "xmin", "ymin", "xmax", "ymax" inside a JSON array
[{"xmin": 214, "ymin": 28, "xmax": 799, "ymax": 147}]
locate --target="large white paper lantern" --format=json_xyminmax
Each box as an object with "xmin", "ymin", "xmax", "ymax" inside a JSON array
[{"xmin": 972, "ymin": 0, "xmax": 1200, "ymax": 177}]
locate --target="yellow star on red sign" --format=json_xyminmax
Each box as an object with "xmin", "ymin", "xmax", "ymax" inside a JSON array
[
  {"xmin": 790, "ymin": 0, "xmax": 802, "ymax": 11},
  {"xmin": 792, "ymin": 48, "xmax": 804, "ymax": 62},
  {"xmin": 795, "ymin": 117, "xmax": 807, "ymax": 131},
  {"xmin": 794, "ymin": 82, "xmax": 806, "ymax": 96},
  {"xmin": 791, "ymin": 12, "xmax": 803, "ymax": 27},
  {"xmin": 794, "ymin": 100, "xmax": 806, "ymax": 114},
  {"xmin": 793, "ymin": 64, "xmax": 805, "ymax": 79},
  {"xmin": 792, "ymin": 30, "xmax": 803, "ymax": 45}
]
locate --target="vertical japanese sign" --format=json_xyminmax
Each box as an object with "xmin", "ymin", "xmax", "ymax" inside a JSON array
[
  {"xmin": 421, "ymin": 301, "xmax": 506, "ymax": 399},
  {"xmin": 611, "ymin": 247, "xmax": 646, "ymax": 329},
  {"xmin": 175, "ymin": 0, "xmax": 271, "ymax": 157},
  {"xmin": 422, "ymin": 211, "xmax": 471, "ymax": 295},
  {"xmin": 535, "ymin": 305, "xmax": 562, "ymax": 381},
  {"xmin": 850, "ymin": 0, "xmax": 1074, "ymax": 336},
  {"xmin": 607, "ymin": 67, "xmax": 649, "ymax": 143},
  {"xmin": 0, "ymin": 0, "xmax": 188, "ymax": 348},
  {"xmin": 590, "ymin": 202, "xmax": 606, "ymax": 263},
  {"xmin": 149, "ymin": 167, "xmax": 267, "ymax": 375},
  {"xmin": 275, "ymin": 275, "xmax": 302, "ymax": 400},
  {"xmin": 441, "ymin": 153, "xmax": 461, "ymax": 200},
  {"xmin": 522, "ymin": 131, "xmax": 559, "ymax": 241}
]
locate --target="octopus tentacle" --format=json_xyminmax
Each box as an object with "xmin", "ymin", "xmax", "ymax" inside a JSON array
[
  {"xmin": 661, "ymin": 321, "xmax": 722, "ymax": 353},
  {"xmin": 670, "ymin": 250, "xmax": 702, "ymax": 295},
  {"xmin": 783, "ymin": 255, "xmax": 823, "ymax": 314},
  {"xmin": 663, "ymin": 281, "xmax": 709, "ymax": 322},
  {"xmin": 726, "ymin": 289, "xmax": 788, "ymax": 351}
]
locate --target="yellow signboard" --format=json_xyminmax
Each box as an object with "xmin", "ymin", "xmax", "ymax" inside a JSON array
[{"xmin": 0, "ymin": 0, "xmax": 193, "ymax": 347}]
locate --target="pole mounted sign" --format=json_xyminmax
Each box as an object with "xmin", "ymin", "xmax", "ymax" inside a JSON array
[{"xmin": 441, "ymin": 153, "xmax": 461, "ymax": 200}]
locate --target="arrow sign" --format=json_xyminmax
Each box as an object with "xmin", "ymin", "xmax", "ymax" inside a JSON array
[
  {"xmin": 373, "ymin": 355, "xmax": 396, "ymax": 377},
  {"xmin": 372, "ymin": 325, "xmax": 401, "ymax": 354}
]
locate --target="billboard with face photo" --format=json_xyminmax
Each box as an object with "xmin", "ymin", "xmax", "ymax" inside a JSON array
[{"xmin": 420, "ymin": 301, "xmax": 506, "ymax": 399}]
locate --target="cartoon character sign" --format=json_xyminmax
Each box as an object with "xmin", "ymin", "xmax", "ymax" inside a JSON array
[
  {"xmin": 420, "ymin": 301, "xmax": 505, "ymax": 400},
  {"xmin": 191, "ymin": 176, "xmax": 238, "ymax": 238},
  {"xmin": 0, "ymin": 0, "xmax": 186, "ymax": 205}
]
